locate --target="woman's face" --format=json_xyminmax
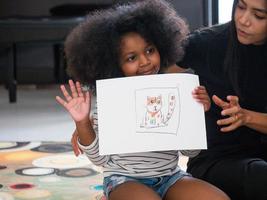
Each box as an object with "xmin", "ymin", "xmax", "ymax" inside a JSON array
[
  {"xmin": 234, "ymin": 0, "xmax": 267, "ymax": 45},
  {"xmin": 119, "ymin": 32, "xmax": 161, "ymax": 77}
]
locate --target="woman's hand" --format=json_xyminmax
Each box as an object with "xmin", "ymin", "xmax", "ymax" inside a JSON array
[
  {"xmin": 212, "ymin": 95, "xmax": 248, "ymax": 132},
  {"xmin": 192, "ymin": 86, "xmax": 211, "ymax": 112},
  {"xmin": 56, "ymin": 80, "xmax": 90, "ymax": 123}
]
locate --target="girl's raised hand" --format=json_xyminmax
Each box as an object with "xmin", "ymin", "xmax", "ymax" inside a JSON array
[
  {"xmin": 192, "ymin": 86, "xmax": 211, "ymax": 112},
  {"xmin": 56, "ymin": 80, "xmax": 91, "ymax": 122}
]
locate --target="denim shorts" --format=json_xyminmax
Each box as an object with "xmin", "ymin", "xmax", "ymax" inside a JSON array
[{"xmin": 103, "ymin": 170, "xmax": 191, "ymax": 199}]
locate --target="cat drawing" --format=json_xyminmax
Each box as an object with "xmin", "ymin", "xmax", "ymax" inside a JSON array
[{"xmin": 141, "ymin": 93, "xmax": 175, "ymax": 128}]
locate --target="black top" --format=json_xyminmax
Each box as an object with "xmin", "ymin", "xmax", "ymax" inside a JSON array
[{"xmin": 178, "ymin": 23, "xmax": 267, "ymax": 172}]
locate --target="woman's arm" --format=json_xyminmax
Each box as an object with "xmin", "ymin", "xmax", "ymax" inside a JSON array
[{"xmin": 242, "ymin": 109, "xmax": 267, "ymax": 134}]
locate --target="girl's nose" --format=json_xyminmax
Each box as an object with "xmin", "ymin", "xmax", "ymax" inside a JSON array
[{"xmin": 139, "ymin": 54, "xmax": 151, "ymax": 67}]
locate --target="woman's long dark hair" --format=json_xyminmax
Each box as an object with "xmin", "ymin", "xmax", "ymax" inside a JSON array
[{"xmin": 224, "ymin": 0, "xmax": 267, "ymax": 99}]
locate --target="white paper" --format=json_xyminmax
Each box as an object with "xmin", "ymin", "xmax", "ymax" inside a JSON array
[{"xmin": 96, "ymin": 73, "xmax": 207, "ymax": 155}]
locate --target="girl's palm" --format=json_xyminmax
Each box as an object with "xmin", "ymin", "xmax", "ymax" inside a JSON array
[
  {"xmin": 56, "ymin": 80, "xmax": 90, "ymax": 122},
  {"xmin": 66, "ymin": 96, "xmax": 89, "ymax": 122}
]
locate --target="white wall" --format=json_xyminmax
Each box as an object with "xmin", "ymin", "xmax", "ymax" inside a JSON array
[{"xmin": 219, "ymin": 0, "xmax": 234, "ymax": 23}]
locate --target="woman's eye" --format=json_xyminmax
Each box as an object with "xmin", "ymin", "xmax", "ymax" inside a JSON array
[
  {"xmin": 255, "ymin": 14, "xmax": 266, "ymax": 20},
  {"xmin": 237, "ymin": 3, "xmax": 246, "ymax": 10}
]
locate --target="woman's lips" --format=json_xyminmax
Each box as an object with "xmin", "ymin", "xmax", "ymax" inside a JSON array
[{"xmin": 237, "ymin": 28, "xmax": 250, "ymax": 37}]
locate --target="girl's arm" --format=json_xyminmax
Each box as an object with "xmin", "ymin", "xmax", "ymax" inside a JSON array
[
  {"xmin": 56, "ymin": 80, "xmax": 95, "ymax": 146},
  {"xmin": 56, "ymin": 80, "xmax": 110, "ymax": 166},
  {"xmin": 213, "ymin": 95, "xmax": 267, "ymax": 134}
]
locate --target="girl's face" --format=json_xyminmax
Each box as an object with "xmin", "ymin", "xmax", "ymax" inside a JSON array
[
  {"xmin": 234, "ymin": 0, "xmax": 267, "ymax": 45},
  {"xmin": 119, "ymin": 32, "xmax": 161, "ymax": 77}
]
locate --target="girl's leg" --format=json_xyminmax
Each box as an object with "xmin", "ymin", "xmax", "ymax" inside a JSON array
[
  {"xmin": 164, "ymin": 176, "xmax": 230, "ymax": 200},
  {"xmin": 109, "ymin": 181, "xmax": 161, "ymax": 200}
]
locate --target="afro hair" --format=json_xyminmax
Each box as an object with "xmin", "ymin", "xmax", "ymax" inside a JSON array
[{"xmin": 64, "ymin": 0, "xmax": 189, "ymax": 90}]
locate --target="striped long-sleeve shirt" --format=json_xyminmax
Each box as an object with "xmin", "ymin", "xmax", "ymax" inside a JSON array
[{"xmin": 78, "ymin": 105, "xmax": 200, "ymax": 178}]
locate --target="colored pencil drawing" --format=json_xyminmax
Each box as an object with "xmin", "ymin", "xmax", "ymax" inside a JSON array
[{"xmin": 135, "ymin": 87, "xmax": 180, "ymax": 135}]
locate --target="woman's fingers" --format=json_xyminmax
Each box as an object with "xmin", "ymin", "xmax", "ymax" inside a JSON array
[
  {"xmin": 220, "ymin": 119, "xmax": 242, "ymax": 132},
  {"xmin": 227, "ymin": 95, "xmax": 239, "ymax": 106},
  {"xmin": 221, "ymin": 106, "xmax": 240, "ymax": 116},
  {"xmin": 217, "ymin": 114, "xmax": 239, "ymax": 125},
  {"xmin": 212, "ymin": 95, "xmax": 229, "ymax": 109}
]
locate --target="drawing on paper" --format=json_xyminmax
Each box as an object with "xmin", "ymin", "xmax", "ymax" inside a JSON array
[
  {"xmin": 135, "ymin": 87, "xmax": 180, "ymax": 135},
  {"xmin": 141, "ymin": 93, "xmax": 175, "ymax": 128}
]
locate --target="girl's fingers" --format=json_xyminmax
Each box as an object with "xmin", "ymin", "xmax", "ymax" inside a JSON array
[
  {"xmin": 71, "ymin": 136, "xmax": 80, "ymax": 157},
  {"xmin": 69, "ymin": 80, "xmax": 78, "ymax": 98},
  {"xmin": 76, "ymin": 82, "xmax": 84, "ymax": 98},
  {"xmin": 85, "ymin": 91, "xmax": 91, "ymax": 105},
  {"xmin": 60, "ymin": 85, "xmax": 72, "ymax": 102},
  {"xmin": 56, "ymin": 96, "xmax": 68, "ymax": 108},
  {"xmin": 193, "ymin": 93, "xmax": 210, "ymax": 101}
]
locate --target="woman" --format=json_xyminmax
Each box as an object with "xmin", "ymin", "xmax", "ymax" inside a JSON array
[{"xmin": 177, "ymin": 0, "xmax": 267, "ymax": 199}]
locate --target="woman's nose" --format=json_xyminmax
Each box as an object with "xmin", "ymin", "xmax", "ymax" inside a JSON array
[{"xmin": 238, "ymin": 11, "xmax": 251, "ymax": 26}]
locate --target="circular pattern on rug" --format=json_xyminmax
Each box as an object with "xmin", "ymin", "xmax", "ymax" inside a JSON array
[
  {"xmin": 56, "ymin": 168, "xmax": 97, "ymax": 178},
  {"xmin": 0, "ymin": 142, "xmax": 18, "ymax": 149},
  {"xmin": 0, "ymin": 192, "xmax": 14, "ymax": 200},
  {"xmin": 32, "ymin": 154, "xmax": 90, "ymax": 169},
  {"xmin": 0, "ymin": 165, "xmax": 7, "ymax": 170},
  {"xmin": 15, "ymin": 167, "xmax": 56, "ymax": 176},
  {"xmin": 9, "ymin": 183, "xmax": 35, "ymax": 190},
  {"xmin": 15, "ymin": 189, "xmax": 51, "ymax": 199},
  {"xmin": 39, "ymin": 177, "xmax": 61, "ymax": 183},
  {"xmin": 31, "ymin": 143, "xmax": 73, "ymax": 153},
  {"xmin": 0, "ymin": 142, "xmax": 41, "ymax": 153}
]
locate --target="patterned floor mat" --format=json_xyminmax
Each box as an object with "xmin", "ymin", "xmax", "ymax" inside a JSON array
[{"xmin": 0, "ymin": 142, "xmax": 105, "ymax": 200}]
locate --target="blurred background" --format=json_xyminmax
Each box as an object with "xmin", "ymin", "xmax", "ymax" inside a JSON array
[{"xmin": 0, "ymin": 0, "xmax": 234, "ymax": 141}]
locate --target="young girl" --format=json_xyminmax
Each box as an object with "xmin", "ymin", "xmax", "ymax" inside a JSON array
[{"xmin": 56, "ymin": 0, "xmax": 230, "ymax": 199}]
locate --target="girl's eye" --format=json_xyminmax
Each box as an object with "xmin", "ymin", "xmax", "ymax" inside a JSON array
[
  {"xmin": 146, "ymin": 47, "xmax": 155, "ymax": 54},
  {"xmin": 126, "ymin": 55, "xmax": 136, "ymax": 62}
]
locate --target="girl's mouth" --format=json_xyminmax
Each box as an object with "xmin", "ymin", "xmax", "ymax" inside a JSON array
[{"xmin": 141, "ymin": 66, "xmax": 159, "ymax": 75}]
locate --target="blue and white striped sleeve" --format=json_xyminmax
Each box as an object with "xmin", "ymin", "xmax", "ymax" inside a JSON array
[{"xmin": 78, "ymin": 105, "xmax": 110, "ymax": 166}]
